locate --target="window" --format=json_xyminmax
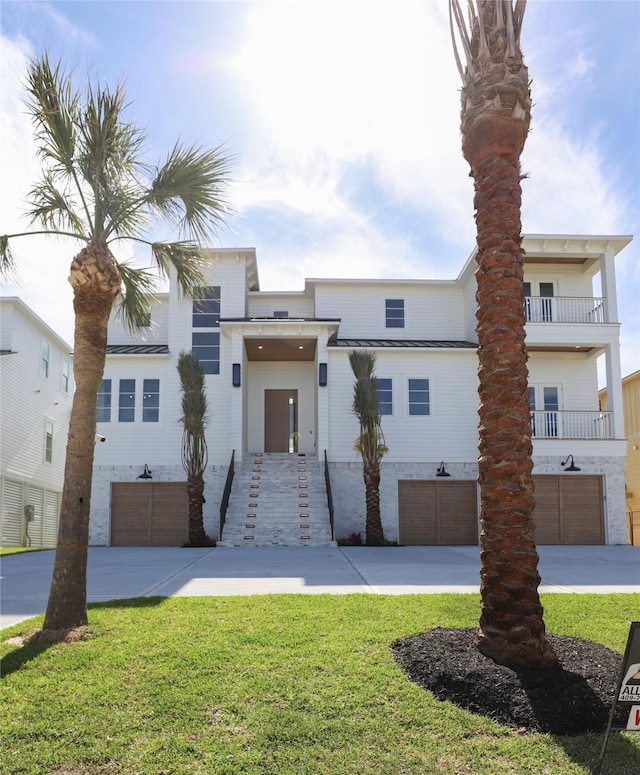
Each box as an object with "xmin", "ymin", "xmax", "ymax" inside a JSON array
[
  {"xmin": 274, "ymin": 310, "xmax": 288, "ymax": 318},
  {"xmin": 118, "ymin": 379, "xmax": 136, "ymax": 422},
  {"xmin": 378, "ymin": 378, "xmax": 393, "ymax": 415},
  {"xmin": 61, "ymin": 358, "xmax": 70, "ymax": 392},
  {"xmin": 45, "ymin": 421, "xmax": 53, "ymax": 462},
  {"xmin": 385, "ymin": 299, "xmax": 404, "ymax": 328},
  {"xmin": 192, "ymin": 332, "xmax": 220, "ymax": 374},
  {"xmin": 193, "ymin": 286, "xmax": 220, "ymax": 327},
  {"xmin": 97, "ymin": 379, "xmax": 112, "ymax": 422},
  {"xmin": 408, "ymin": 378, "xmax": 430, "ymax": 416},
  {"xmin": 143, "ymin": 379, "xmax": 160, "ymax": 422},
  {"xmin": 41, "ymin": 342, "xmax": 50, "ymax": 378},
  {"xmin": 529, "ymin": 385, "xmax": 560, "ymax": 438}
]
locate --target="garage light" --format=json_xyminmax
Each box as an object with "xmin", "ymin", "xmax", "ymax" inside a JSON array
[
  {"xmin": 561, "ymin": 455, "xmax": 581, "ymax": 472},
  {"xmin": 137, "ymin": 464, "xmax": 153, "ymax": 479},
  {"xmin": 436, "ymin": 462, "xmax": 451, "ymax": 477}
]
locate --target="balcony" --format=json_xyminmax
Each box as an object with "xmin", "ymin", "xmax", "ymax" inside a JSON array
[
  {"xmin": 525, "ymin": 297, "xmax": 608, "ymax": 324},
  {"xmin": 530, "ymin": 411, "xmax": 613, "ymax": 440}
]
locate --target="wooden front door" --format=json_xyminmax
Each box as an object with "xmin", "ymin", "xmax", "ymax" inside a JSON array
[{"xmin": 264, "ymin": 389, "xmax": 297, "ymax": 452}]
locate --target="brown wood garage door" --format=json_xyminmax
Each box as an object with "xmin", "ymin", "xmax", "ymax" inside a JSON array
[
  {"xmin": 533, "ymin": 475, "xmax": 603, "ymax": 544},
  {"xmin": 111, "ymin": 482, "xmax": 188, "ymax": 546},
  {"xmin": 398, "ymin": 480, "xmax": 478, "ymax": 545}
]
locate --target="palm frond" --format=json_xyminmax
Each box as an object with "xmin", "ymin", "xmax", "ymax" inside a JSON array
[
  {"xmin": 25, "ymin": 55, "xmax": 79, "ymax": 174},
  {"xmin": 349, "ymin": 350, "xmax": 387, "ymax": 466},
  {"xmin": 150, "ymin": 241, "xmax": 212, "ymax": 298},
  {"xmin": 148, "ymin": 143, "xmax": 232, "ymax": 243},
  {"xmin": 27, "ymin": 174, "xmax": 86, "ymax": 233},
  {"xmin": 113, "ymin": 262, "xmax": 158, "ymax": 331},
  {"xmin": 0, "ymin": 235, "xmax": 17, "ymax": 279}
]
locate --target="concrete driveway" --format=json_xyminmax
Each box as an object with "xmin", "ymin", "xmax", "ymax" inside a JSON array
[{"xmin": 1, "ymin": 544, "xmax": 638, "ymax": 630}]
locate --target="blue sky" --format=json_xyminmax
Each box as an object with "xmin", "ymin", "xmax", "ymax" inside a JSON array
[{"xmin": 1, "ymin": 0, "xmax": 638, "ymax": 378}]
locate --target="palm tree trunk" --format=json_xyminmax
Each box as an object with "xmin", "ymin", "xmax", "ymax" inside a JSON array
[
  {"xmin": 364, "ymin": 463, "xmax": 384, "ymax": 546},
  {"xmin": 471, "ymin": 152, "xmax": 556, "ymax": 669},
  {"xmin": 187, "ymin": 475, "xmax": 208, "ymax": 544},
  {"xmin": 43, "ymin": 242, "xmax": 120, "ymax": 631}
]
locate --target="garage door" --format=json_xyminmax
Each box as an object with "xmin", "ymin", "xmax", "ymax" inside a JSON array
[
  {"xmin": 398, "ymin": 480, "xmax": 478, "ymax": 545},
  {"xmin": 111, "ymin": 482, "xmax": 188, "ymax": 546},
  {"xmin": 533, "ymin": 475, "xmax": 603, "ymax": 544}
]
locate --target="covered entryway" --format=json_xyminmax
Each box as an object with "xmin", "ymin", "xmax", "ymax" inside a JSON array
[
  {"xmin": 533, "ymin": 475, "xmax": 604, "ymax": 544},
  {"xmin": 111, "ymin": 482, "xmax": 188, "ymax": 545},
  {"xmin": 264, "ymin": 389, "xmax": 298, "ymax": 453},
  {"xmin": 398, "ymin": 480, "xmax": 478, "ymax": 545}
]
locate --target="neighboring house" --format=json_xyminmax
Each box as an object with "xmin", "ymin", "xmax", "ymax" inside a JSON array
[
  {"xmin": 0, "ymin": 298, "xmax": 73, "ymax": 547},
  {"xmin": 90, "ymin": 234, "xmax": 631, "ymax": 547},
  {"xmin": 600, "ymin": 370, "xmax": 640, "ymax": 545}
]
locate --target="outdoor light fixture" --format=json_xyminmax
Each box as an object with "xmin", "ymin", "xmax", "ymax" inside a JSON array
[
  {"xmin": 436, "ymin": 462, "xmax": 451, "ymax": 477},
  {"xmin": 561, "ymin": 455, "xmax": 581, "ymax": 472},
  {"xmin": 138, "ymin": 464, "xmax": 153, "ymax": 480},
  {"xmin": 232, "ymin": 363, "xmax": 241, "ymax": 387},
  {"xmin": 319, "ymin": 362, "xmax": 328, "ymax": 387}
]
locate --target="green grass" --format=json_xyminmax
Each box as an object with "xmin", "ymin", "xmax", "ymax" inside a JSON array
[
  {"xmin": 2, "ymin": 594, "xmax": 639, "ymax": 774},
  {"xmin": 0, "ymin": 546, "xmax": 53, "ymax": 556}
]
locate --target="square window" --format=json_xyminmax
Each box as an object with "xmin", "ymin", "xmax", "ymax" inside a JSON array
[
  {"xmin": 192, "ymin": 332, "xmax": 220, "ymax": 375},
  {"xmin": 118, "ymin": 379, "xmax": 136, "ymax": 422},
  {"xmin": 192, "ymin": 286, "xmax": 221, "ymax": 327},
  {"xmin": 45, "ymin": 420, "xmax": 53, "ymax": 463},
  {"xmin": 385, "ymin": 299, "xmax": 404, "ymax": 328},
  {"xmin": 143, "ymin": 379, "xmax": 160, "ymax": 422},
  {"xmin": 377, "ymin": 378, "xmax": 393, "ymax": 415},
  {"xmin": 97, "ymin": 379, "xmax": 112, "ymax": 423},
  {"xmin": 408, "ymin": 378, "xmax": 430, "ymax": 416}
]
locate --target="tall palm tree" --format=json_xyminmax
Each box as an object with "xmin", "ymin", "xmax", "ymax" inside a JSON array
[
  {"xmin": 449, "ymin": 0, "xmax": 556, "ymax": 667},
  {"xmin": 178, "ymin": 352, "xmax": 210, "ymax": 545},
  {"xmin": 349, "ymin": 350, "xmax": 388, "ymax": 546},
  {"xmin": 0, "ymin": 56, "xmax": 231, "ymax": 632}
]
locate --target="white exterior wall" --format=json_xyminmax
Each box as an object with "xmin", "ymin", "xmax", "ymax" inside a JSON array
[
  {"xmin": 527, "ymin": 353, "xmax": 600, "ymax": 410},
  {"xmin": 314, "ymin": 282, "xmax": 467, "ymax": 339},
  {"xmin": 327, "ymin": 349, "xmax": 478, "ymax": 462},
  {"xmin": 107, "ymin": 295, "xmax": 170, "ymax": 345},
  {"xmin": 245, "ymin": 361, "xmax": 316, "ymax": 454},
  {"xmin": 0, "ymin": 299, "xmax": 73, "ymax": 546},
  {"xmin": 247, "ymin": 292, "xmax": 314, "ymax": 318}
]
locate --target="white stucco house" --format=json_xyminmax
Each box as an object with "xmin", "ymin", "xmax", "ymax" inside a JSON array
[
  {"xmin": 87, "ymin": 233, "xmax": 631, "ymax": 547},
  {"xmin": 0, "ymin": 298, "xmax": 74, "ymax": 547}
]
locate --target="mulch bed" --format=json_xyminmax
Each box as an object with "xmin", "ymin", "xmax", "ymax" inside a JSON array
[{"xmin": 392, "ymin": 627, "xmax": 626, "ymax": 735}]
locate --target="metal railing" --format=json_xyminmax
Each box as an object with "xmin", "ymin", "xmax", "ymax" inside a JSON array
[
  {"xmin": 324, "ymin": 450, "xmax": 335, "ymax": 541},
  {"xmin": 530, "ymin": 411, "xmax": 613, "ymax": 439},
  {"xmin": 219, "ymin": 450, "xmax": 235, "ymax": 541},
  {"xmin": 525, "ymin": 296, "xmax": 608, "ymax": 324}
]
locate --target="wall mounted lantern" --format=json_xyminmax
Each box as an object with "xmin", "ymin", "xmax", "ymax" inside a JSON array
[
  {"xmin": 561, "ymin": 455, "xmax": 581, "ymax": 472},
  {"xmin": 319, "ymin": 362, "xmax": 328, "ymax": 387},
  {"xmin": 232, "ymin": 363, "xmax": 241, "ymax": 387},
  {"xmin": 138, "ymin": 464, "xmax": 153, "ymax": 480},
  {"xmin": 436, "ymin": 461, "xmax": 451, "ymax": 477}
]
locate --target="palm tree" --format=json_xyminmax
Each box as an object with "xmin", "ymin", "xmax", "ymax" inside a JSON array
[
  {"xmin": 349, "ymin": 350, "xmax": 388, "ymax": 546},
  {"xmin": 0, "ymin": 56, "xmax": 231, "ymax": 632},
  {"xmin": 178, "ymin": 352, "xmax": 210, "ymax": 545},
  {"xmin": 449, "ymin": 0, "xmax": 556, "ymax": 667}
]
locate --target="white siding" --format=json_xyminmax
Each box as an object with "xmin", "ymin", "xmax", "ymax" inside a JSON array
[
  {"xmin": 248, "ymin": 293, "xmax": 314, "ymax": 319},
  {"xmin": 327, "ymin": 348, "xmax": 478, "ymax": 462},
  {"xmin": 107, "ymin": 295, "xmax": 170, "ymax": 344},
  {"xmin": 528, "ymin": 353, "xmax": 600, "ymax": 410},
  {"xmin": 314, "ymin": 282, "xmax": 467, "ymax": 339}
]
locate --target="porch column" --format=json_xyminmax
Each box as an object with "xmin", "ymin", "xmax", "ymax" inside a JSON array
[
  {"xmin": 600, "ymin": 247, "xmax": 619, "ymax": 323},
  {"xmin": 604, "ymin": 343, "xmax": 625, "ymax": 439},
  {"xmin": 229, "ymin": 325, "xmax": 245, "ymax": 461},
  {"xmin": 316, "ymin": 335, "xmax": 330, "ymax": 455}
]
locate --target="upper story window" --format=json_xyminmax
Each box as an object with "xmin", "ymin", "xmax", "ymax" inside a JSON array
[
  {"xmin": 61, "ymin": 358, "xmax": 70, "ymax": 392},
  {"xmin": 193, "ymin": 286, "xmax": 220, "ymax": 327},
  {"xmin": 192, "ymin": 332, "xmax": 220, "ymax": 375},
  {"xmin": 118, "ymin": 379, "xmax": 136, "ymax": 422},
  {"xmin": 408, "ymin": 378, "xmax": 430, "ymax": 416},
  {"xmin": 377, "ymin": 378, "xmax": 393, "ymax": 416},
  {"xmin": 97, "ymin": 379, "xmax": 112, "ymax": 422},
  {"xmin": 45, "ymin": 420, "xmax": 53, "ymax": 463},
  {"xmin": 385, "ymin": 299, "xmax": 405, "ymax": 328},
  {"xmin": 41, "ymin": 342, "xmax": 50, "ymax": 378},
  {"xmin": 143, "ymin": 379, "xmax": 160, "ymax": 422},
  {"xmin": 274, "ymin": 310, "xmax": 288, "ymax": 318}
]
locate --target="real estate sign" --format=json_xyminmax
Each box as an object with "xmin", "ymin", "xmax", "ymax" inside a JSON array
[{"xmin": 615, "ymin": 622, "xmax": 640, "ymax": 731}]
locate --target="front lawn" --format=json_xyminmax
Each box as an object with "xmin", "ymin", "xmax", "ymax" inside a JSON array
[{"xmin": 2, "ymin": 594, "xmax": 639, "ymax": 774}]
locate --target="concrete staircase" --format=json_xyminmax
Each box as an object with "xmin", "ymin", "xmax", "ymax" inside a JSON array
[{"xmin": 218, "ymin": 453, "xmax": 336, "ymax": 547}]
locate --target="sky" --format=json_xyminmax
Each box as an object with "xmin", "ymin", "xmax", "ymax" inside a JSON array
[{"xmin": 1, "ymin": 0, "xmax": 638, "ymax": 379}]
